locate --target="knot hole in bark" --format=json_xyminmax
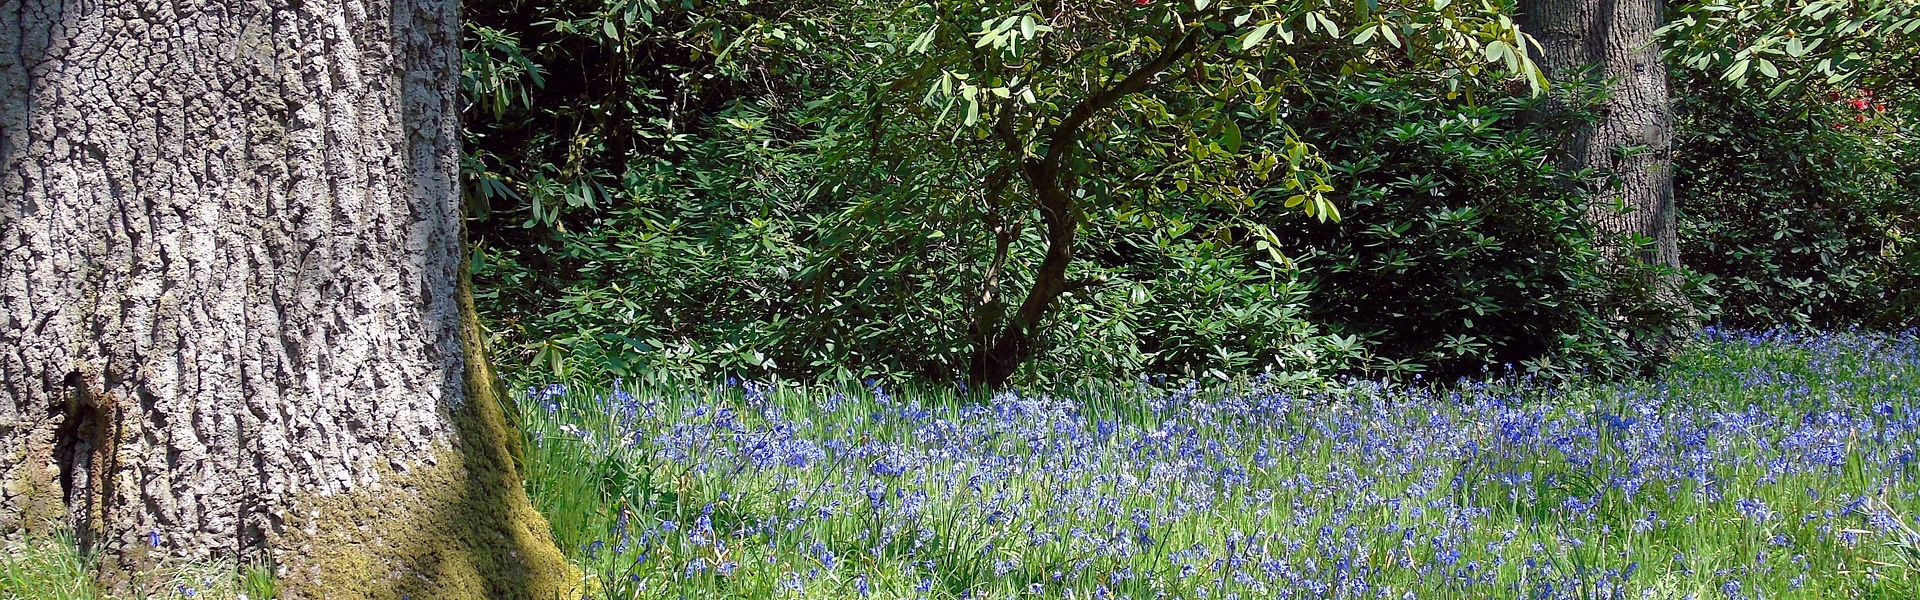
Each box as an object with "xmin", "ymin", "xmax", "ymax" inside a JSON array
[{"xmin": 52, "ymin": 369, "xmax": 111, "ymax": 551}]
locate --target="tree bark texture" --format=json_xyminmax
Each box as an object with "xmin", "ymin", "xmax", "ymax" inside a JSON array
[
  {"xmin": 1522, "ymin": 0, "xmax": 1679, "ymax": 268},
  {"xmin": 0, "ymin": 0, "xmax": 574, "ymax": 597}
]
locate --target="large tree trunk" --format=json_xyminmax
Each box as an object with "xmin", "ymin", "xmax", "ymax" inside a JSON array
[
  {"xmin": 0, "ymin": 0, "xmax": 574, "ymax": 597},
  {"xmin": 1522, "ymin": 0, "xmax": 1678, "ymax": 268}
]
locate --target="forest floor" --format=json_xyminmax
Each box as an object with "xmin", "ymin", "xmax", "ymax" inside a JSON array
[
  {"xmin": 6, "ymin": 330, "xmax": 1918, "ymax": 599},
  {"xmin": 521, "ymin": 329, "xmax": 1920, "ymax": 599}
]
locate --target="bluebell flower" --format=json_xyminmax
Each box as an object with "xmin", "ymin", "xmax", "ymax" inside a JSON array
[{"xmin": 1734, "ymin": 498, "xmax": 1772, "ymax": 522}]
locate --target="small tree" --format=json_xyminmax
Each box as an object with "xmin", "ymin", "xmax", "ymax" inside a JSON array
[{"xmin": 805, "ymin": 0, "xmax": 1547, "ymax": 387}]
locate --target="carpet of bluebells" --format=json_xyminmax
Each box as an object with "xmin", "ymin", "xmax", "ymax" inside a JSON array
[{"xmin": 519, "ymin": 329, "xmax": 1920, "ymax": 599}]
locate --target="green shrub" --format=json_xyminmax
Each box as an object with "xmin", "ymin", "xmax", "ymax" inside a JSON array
[
  {"xmin": 469, "ymin": 0, "xmax": 1920, "ymax": 387},
  {"xmin": 462, "ymin": 0, "xmax": 1690, "ymax": 385},
  {"xmin": 1673, "ymin": 73, "xmax": 1920, "ymax": 330},
  {"xmin": 1271, "ymin": 76, "xmax": 1690, "ymax": 379}
]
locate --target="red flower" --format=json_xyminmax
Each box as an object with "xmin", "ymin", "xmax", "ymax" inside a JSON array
[
  {"xmin": 1874, "ymin": 103, "xmax": 1886, "ymax": 112},
  {"xmin": 1849, "ymin": 99, "xmax": 1870, "ymax": 110},
  {"xmin": 1135, "ymin": 0, "xmax": 1151, "ymax": 4},
  {"xmin": 1856, "ymin": 114, "xmax": 1869, "ymax": 122}
]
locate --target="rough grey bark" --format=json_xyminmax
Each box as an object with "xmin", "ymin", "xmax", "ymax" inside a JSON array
[
  {"xmin": 1521, "ymin": 0, "xmax": 1679, "ymax": 268},
  {"xmin": 0, "ymin": 0, "xmax": 572, "ymax": 596}
]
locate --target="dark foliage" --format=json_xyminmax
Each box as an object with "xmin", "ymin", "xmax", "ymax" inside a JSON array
[
  {"xmin": 1673, "ymin": 72, "xmax": 1919, "ymax": 330},
  {"xmin": 457, "ymin": 0, "xmax": 1912, "ymax": 386}
]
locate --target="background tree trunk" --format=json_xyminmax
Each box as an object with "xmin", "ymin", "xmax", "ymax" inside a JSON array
[
  {"xmin": 1522, "ymin": 0, "xmax": 1678, "ymax": 268},
  {"xmin": 0, "ymin": 0, "xmax": 574, "ymax": 597}
]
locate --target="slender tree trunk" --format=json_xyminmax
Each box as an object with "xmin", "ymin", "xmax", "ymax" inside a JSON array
[
  {"xmin": 968, "ymin": 191, "xmax": 1076, "ymax": 390},
  {"xmin": 0, "ymin": 0, "xmax": 574, "ymax": 597},
  {"xmin": 964, "ymin": 27, "xmax": 1204, "ymax": 390},
  {"xmin": 1522, "ymin": 0, "xmax": 1678, "ymax": 268}
]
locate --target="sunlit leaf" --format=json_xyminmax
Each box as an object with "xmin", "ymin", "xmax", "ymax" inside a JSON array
[{"xmin": 1241, "ymin": 23, "xmax": 1274, "ymax": 50}]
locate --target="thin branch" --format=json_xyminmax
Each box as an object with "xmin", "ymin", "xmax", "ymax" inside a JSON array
[
  {"xmin": 1039, "ymin": 17, "xmax": 1216, "ymax": 174},
  {"xmin": 1062, "ymin": 276, "xmax": 1110, "ymax": 294}
]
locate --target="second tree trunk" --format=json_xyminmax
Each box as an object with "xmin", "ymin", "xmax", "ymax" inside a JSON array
[{"xmin": 1523, "ymin": 0, "xmax": 1678, "ymax": 268}]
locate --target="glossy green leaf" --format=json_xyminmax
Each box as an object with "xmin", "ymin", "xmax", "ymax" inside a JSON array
[
  {"xmin": 1221, "ymin": 120, "xmax": 1243, "ymax": 153},
  {"xmin": 1241, "ymin": 23, "xmax": 1274, "ymax": 50}
]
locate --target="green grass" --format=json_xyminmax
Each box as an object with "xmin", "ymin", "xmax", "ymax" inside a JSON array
[
  {"xmin": 2, "ymin": 535, "xmax": 95, "ymax": 600},
  {"xmin": 519, "ymin": 329, "xmax": 1920, "ymax": 599},
  {"xmin": 0, "ymin": 535, "xmax": 276, "ymax": 600}
]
